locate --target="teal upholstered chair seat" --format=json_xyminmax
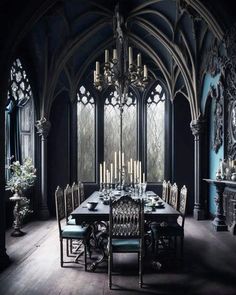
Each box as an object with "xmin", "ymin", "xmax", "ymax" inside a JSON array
[
  {"xmin": 62, "ymin": 225, "xmax": 89, "ymax": 239},
  {"xmin": 112, "ymin": 239, "xmax": 140, "ymax": 252}
]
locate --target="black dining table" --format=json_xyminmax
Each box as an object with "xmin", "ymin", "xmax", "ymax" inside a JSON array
[
  {"xmin": 71, "ymin": 190, "xmax": 180, "ymax": 224},
  {"xmin": 71, "ymin": 190, "xmax": 180, "ymax": 271}
]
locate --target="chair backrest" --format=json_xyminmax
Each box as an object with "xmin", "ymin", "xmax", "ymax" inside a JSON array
[
  {"xmin": 178, "ymin": 185, "xmax": 188, "ymax": 226},
  {"xmin": 162, "ymin": 180, "xmax": 170, "ymax": 202},
  {"xmin": 166, "ymin": 181, "xmax": 171, "ymax": 203},
  {"xmin": 72, "ymin": 182, "xmax": 80, "ymax": 210},
  {"xmin": 109, "ymin": 195, "xmax": 144, "ymax": 240},
  {"xmin": 169, "ymin": 183, "xmax": 178, "ymax": 210},
  {"xmin": 79, "ymin": 181, "xmax": 85, "ymax": 203},
  {"xmin": 64, "ymin": 184, "xmax": 73, "ymax": 223},
  {"xmin": 55, "ymin": 186, "xmax": 65, "ymax": 235}
]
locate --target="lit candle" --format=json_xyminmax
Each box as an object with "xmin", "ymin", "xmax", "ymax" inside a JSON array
[
  {"xmin": 129, "ymin": 47, "xmax": 133, "ymax": 66},
  {"xmin": 143, "ymin": 65, "xmax": 147, "ymax": 78},
  {"xmin": 113, "ymin": 49, "xmax": 117, "ymax": 60},
  {"xmin": 110, "ymin": 163, "xmax": 113, "ymax": 183},
  {"xmin": 114, "ymin": 152, "xmax": 117, "ymax": 179},
  {"xmin": 107, "ymin": 170, "xmax": 109, "ymax": 184},
  {"xmin": 137, "ymin": 53, "xmax": 142, "ymax": 67},
  {"xmin": 119, "ymin": 150, "xmax": 121, "ymax": 170},
  {"xmin": 103, "ymin": 161, "xmax": 106, "ymax": 183},
  {"xmin": 128, "ymin": 161, "xmax": 130, "ymax": 173},
  {"xmin": 94, "ymin": 70, "xmax": 97, "ymax": 83},
  {"xmin": 105, "ymin": 49, "xmax": 109, "ymax": 63},
  {"xmin": 139, "ymin": 162, "xmax": 142, "ymax": 184},
  {"xmin": 96, "ymin": 61, "xmax": 100, "ymax": 75},
  {"xmin": 122, "ymin": 152, "xmax": 124, "ymax": 166},
  {"xmin": 100, "ymin": 164, "xmax": 103, "ymax": 184}
]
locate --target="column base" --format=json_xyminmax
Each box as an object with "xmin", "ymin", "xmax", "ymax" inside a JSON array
[
  {"xmin": 39, "ymin": 208, "xmax": 50, "ymax": 220},
  {"xmin": 0, "ymin": 251, "xmax": 10, "ymax": 271},
  {"xmin": 193, "ymin": 208, "xmax": 205, "ymax": 220}
]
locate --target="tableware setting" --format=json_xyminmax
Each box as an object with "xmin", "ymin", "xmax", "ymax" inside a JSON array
[{"xmin": 86, "ymin": 201, "xmax": 98, "ymax": 211}]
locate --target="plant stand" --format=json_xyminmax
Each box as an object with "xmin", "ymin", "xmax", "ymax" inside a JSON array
[{"xmin": 10, "ymin": 193, "xmax": 25, "ymax": 237}]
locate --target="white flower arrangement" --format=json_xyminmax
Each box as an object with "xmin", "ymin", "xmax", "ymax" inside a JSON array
[
  {"xmin": 6, "ymin": 158, "xmax": 36, "ymax": 193},
  {"xmin": 6, "ymin": 158, "xmax": 36, "ymax": 221}
]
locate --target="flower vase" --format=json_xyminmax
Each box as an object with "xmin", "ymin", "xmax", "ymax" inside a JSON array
[{"xmin": 9, "ymin": 191, "xmax": 25, "ymax": 237}]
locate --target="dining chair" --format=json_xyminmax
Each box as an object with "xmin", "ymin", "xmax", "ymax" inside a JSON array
[
  {"xmin": 108, "ymin": 194, "xmax": 144, "ymax": 289},
  {"xmin": 64, "ymin": 184, "xmax": 75, "ymax": 225},
  {"xmin": 79, "ymin": 181, "xmax": 85, "ymax": 203},
  {"xmin": 72, "ymin": 182, "xmax": 80, "ymax": 210},
  {"xmin": 161, "ymin": 180, "xmax": 171, "ymax": 203},
  {"xmin": 55, "ymin": 186, "xmax": 90, "ymax": 269},
  {"xmin": 151, "ymin": 185, "xmax": 187, "ymax": 259},
  {"xmin": 169, "ymin": 183, "xmax": 178, "ymax": 210}
]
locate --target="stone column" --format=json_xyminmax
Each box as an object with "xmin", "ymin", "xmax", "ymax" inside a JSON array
[
  {"xmin": 36, "ymin": 117, "xmax": 51, "ymax": 220},
  {"xmin": 190, "ymin": 119, "xmax": 206, "ymax": 220}
]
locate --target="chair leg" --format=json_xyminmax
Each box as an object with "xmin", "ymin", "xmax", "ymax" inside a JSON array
[
  {"xmin": 84, "ymin": 242, "xmax": 87, "ymax": 271},
  {"xmin": 180, "ymin": 235, "xmax": 184, "ymax": 259},
  {"xmin": 108, "ymin": 251, "xmax": 112, "ymax": 289},
  {"xmin": 60, "ymin": 239, "xmax": 63, "ymax": 267},
  {"xmin": 66, "ymin": 239, "xmax": 69, "ymax": 257},
  {"xmin": 139, "ymin": 252, "xmax": 143, "ymax": 288}
]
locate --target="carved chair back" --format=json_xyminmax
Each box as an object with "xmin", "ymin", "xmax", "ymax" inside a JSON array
[
  {"xmin": 169, "ymin": 183, "xmax": 178, "ymax": 210},
  {"xmin": 55, "ymin": 186, "xmax": 65, "ymax": 236},
  {"xmin": 109, "ymin": 195, "xmax": 144, "ymax": 239},
  {"xmin": 64, "ymin": 184, "xmax": 73, "ymax": 223},
  {"xmin": 79, "ymin": 181, "xmax": 85, "ymax": 203},
  {"xmin": 72, "ymin": 182, "xmax": 80, "ymax": 210},
  {"xmin": 162, "ymin": 180, "xmax": 170, "ymax": 202},
  {"xmin": 178, "ymin": 185, "xmax": 188, "ymax": 227}
]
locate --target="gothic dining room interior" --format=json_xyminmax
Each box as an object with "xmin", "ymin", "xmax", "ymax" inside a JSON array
[{"xmin": 1, "ymin": 0, "xmax": 236, "ymax": 294}]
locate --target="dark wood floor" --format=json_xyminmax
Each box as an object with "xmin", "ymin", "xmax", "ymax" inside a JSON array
[{"xmin": 1, "ymin": 217, "xmax": 236, "ymax": 295}]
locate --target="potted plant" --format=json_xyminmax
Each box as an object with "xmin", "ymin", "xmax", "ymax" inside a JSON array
[{"xmin": 6, "ymin": 158, "xmax": 36, "ymax": 237}]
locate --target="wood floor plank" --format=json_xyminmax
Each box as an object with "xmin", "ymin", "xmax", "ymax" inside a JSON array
[{"xmin": 1, "ymin": 217, "xmax": 236, "ymax": 295}]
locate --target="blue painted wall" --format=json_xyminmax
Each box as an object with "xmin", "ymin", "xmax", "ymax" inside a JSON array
[{"xmin": 201, "ymin": 73, "xmax": 223, "ymax": 215}]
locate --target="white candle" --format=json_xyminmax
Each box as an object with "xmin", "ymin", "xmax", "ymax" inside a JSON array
[
  {"xmin": 107, "ymin": 170, "xmax": 109, "ymax": 184},
  {"xmin": 139, "ymin": 162, "xmax": 142, "ymax": 183},
  {"xmin": 119, "ymin": 150, "xmax": 121, "ymax": 170},
  {"xmin": 94, "ymin": 70, "xmax": 97, "ymax": 83},
  {"xmin": 129, "ymin": 47, "xmax": 133, "ymax": 66},
  {"xmin": 103, "ymin": 161, "xmax": 106, "ymax": 183},
  {"xmin": 105, "ymin": 49, "xmax": 109, "ymax": 63},
  {"xmin": 100, "ymin": 164, "xmax": 103, "ymax": 184},
  {"xmin": 130, "ymin": 158, "xmax": 133, "ymax": 173},
  {"xmin": 143, "ymin": 65, "xmax": 147, "ymax": 78},
  {"xmin": 128, "ymin": 161, "xmax": 130, "ymax": 173},
  {"xmin": 114, "ymin": 152, "xmax": 117, "ymax": 179},
  {"xmin": 134, "ymin": 160, "xmax": 136, "ymax": 182},
  {"xmin": 110, "ymin": 163, "xmax": 113, "ymax": 183},
  {"xmin": 137, "ymin": 53, "xmax": 141, "ymax": 67},
  {"xmin": 113, "ymin": 49, "xmax": 117, "ymax": 60},
  {"xmin": 143, "ymin": 172, "xmax": 145, "ymax": 183},
  {"xmin": 122, "ymin": 153, "xmax": 124, "ymax": 166},
  {"xmin": 96, "ymin": 61, "xmax": 100, "ymax": 75}
]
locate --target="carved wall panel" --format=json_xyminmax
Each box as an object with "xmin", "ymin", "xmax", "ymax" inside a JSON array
[{"xmin": 223, "ymin": 187, "xmax": 236, "ymax": 226}]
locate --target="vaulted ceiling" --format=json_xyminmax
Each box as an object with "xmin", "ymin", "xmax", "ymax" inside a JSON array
[{"xmin": 1, "ymin": 0, "xmax": 235, "ymax": 120}]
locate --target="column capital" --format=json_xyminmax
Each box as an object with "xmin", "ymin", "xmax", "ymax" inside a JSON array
[
  {"xmin": 35, "ymin": 117, "xmax": 51, "ymax": 140},
  {"xmin": 190, "ymin": 119, "xmax": 205, "ymax": 137}
]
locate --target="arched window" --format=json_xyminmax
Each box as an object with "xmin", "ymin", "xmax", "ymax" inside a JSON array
[
  {"xmin": 5, "ymin": 58, "xmax": 35, "ymax": 178},
  {"xmin": 77, "ymin": 85, "xmax": 95, "ymax": 182},
  {"xmin": 104, "ymin": 89, "xmax": 137, "ymax": 166},
  {"xmin": 145, "ymin": 82, "xmax": 166, "ymax": 182}
]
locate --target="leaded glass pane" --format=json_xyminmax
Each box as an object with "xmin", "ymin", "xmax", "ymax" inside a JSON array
[
  {"xmin": 146, "ymin": 84, "xmax": 165, "ymax": 182},
  {"xmin": 77, "ymin": 86, "xmax": 95, "ymax": 182},
  {"xmin": 19, "ymin": 98, "xmax": 35, "ymax": 161},
  {"xmin": 104, "ymin": 90, "xmax": 137, "ymax": 170}
]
